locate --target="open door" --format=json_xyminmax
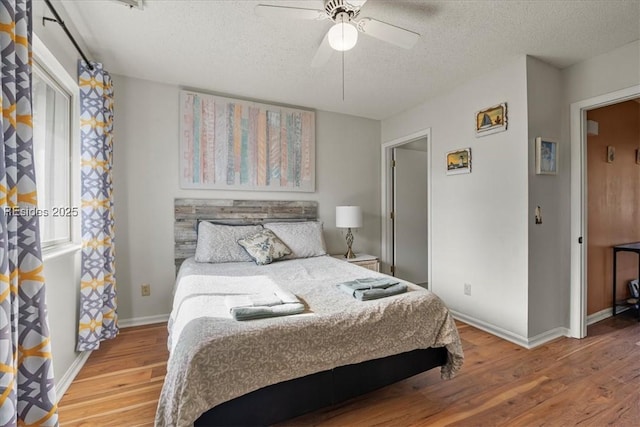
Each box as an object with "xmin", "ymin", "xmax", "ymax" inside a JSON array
[
  {"xmin": 392, "ymin": 140, "xmax": 428, "ymax": 286},
  {"xmin": 569, "ymin": 84, "xmax": 640, "ymax": 338}
]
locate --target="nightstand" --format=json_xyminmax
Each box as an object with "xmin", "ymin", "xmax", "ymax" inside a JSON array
[{"xmin": 331, "ymin": 253, "xmax": 380, "ymax": 272}]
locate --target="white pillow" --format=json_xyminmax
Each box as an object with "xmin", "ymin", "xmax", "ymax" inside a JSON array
[
  {"xmin": 195, "ymin": 222, "xmax": 263, "ymax": 263},
  {"xmin": 264, "ymin": 221, "xmax": 326, "ymax": 259}
]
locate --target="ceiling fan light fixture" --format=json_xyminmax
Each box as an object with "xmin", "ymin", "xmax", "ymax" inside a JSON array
[{"xmin": 328, "ymin": 19, "xmax": 358, "ymax": 51}]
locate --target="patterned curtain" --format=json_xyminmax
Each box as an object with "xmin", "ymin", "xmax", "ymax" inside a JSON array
[
  {"xmin": 76, "ymin": 61, "xmax": 117, "ymax": 352},
  {"xmin": 0, "ymin": 0, "xmax": 59, "ymax": 425}
]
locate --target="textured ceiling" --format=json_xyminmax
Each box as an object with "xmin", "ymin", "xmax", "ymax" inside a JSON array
[{"xmin": 60, "ymin": 0, "xmax": 640, "ymax": 120}]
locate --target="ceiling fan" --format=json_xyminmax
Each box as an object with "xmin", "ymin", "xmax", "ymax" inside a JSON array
[{"xmin": 256, "ymin": 0, "xmax": 420, "ymax": 67}]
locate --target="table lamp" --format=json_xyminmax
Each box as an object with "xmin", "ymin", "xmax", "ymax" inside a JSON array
[{"xmin": 336, "ymin": 206, "xmax": 363, "ymax": 259}]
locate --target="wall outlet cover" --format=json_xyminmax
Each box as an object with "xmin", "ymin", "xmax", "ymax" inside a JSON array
[{"xmin": 141, "ymin": 283, "xmax": 151, "ymax": 296}]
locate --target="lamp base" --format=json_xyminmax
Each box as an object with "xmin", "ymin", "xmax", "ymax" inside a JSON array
[
  {"xmin": 344, "ymin": 247, "xmax": 356, "ymax": 259},
  {"xmin": 344, "ymin": 228, "xmax": 356, "ymax": 259}
]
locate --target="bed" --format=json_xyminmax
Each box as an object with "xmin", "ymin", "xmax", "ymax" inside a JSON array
[{"xmin": 155, "ymin": 199, "xmax": 464, "ymax": 427}]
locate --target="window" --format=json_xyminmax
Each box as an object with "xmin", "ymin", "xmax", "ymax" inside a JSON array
[{"xmin": 32, "ymin": 62, "xmax": 75, "ymax": 249}]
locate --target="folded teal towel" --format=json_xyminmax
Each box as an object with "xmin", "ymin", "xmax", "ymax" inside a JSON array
[
  {"xmin": 338, "ymin": 277, "xmax": 400, "ymax": 292},
  {"xmin": 354, "ymin": 283, "xmax": 408, "ymax": 301},
  {"xmin": 224, "ymin": 288, "xmax": 304, "ymax": 321},
  {"xmin": 338, "ymin": 277, "xmax": 407, "ymax": 300},
  {"xmin": 230, "ymin": 302, "xmax": 305, "ymax": 321}
]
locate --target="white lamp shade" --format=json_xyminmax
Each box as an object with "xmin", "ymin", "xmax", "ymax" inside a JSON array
[
  {"xmin": 328, "ymin": 22, "xmax": 358, "ymax": 51},
  {"xmin": 336, "ymin": 206, "xmax": 363, "ymax": 228}
]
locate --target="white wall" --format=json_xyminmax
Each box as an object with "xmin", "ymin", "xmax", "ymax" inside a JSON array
[
  {"xmin": 526, "ymin": 57, "xmax": 564, "ymax": 337},
  {"xmin": 563, "ymin": 40, "xmax": 640, "ymax": 105},
  {"xmin": 42, "ymin": 251, "xmax": 81, "ymax": 391},
  {"xmin": 111, "ymin": 74, "xmax": 381, "ymax": 321},
  {"xmin": 382, "ymin": 56, "xmax": 530, "ymax": 340},
  {"xmin": 383, "ymin": 43, "xmax": 640, "ymax": 344}
]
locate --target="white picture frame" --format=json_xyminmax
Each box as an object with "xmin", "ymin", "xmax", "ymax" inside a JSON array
[
  {"xmin": 535, "ymin": 137, "xmax": 558, "ymax": 175},
  {"xmin": 475, "ymin": 103, "xmax": 507, "ymax": 137},
  {"xmin": 446, "ymin": 148, "xmax": 472, "ymax": 175}
]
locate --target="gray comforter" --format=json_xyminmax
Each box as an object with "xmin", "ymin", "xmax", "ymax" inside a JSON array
[{"xmin": 155, "ymin": 256, "xmax": 464, "ymax": 427}]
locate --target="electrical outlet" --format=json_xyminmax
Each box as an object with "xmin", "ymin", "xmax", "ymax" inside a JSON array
[
  {"xmin": 464, "ymin": 283, "xmax": 471, "ymax": 296},
  {"xmin": 141, "ymin": 283, "xmax": 151, "ymax": 297}
]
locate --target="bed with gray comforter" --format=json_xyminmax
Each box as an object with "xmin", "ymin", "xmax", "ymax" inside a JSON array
[{"xmin": 155, "ymin": 255, "xmax": 464, "ymax": 427}]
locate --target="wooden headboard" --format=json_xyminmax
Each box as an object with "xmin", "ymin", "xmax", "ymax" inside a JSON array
[{"xmin": 174, "ymin": 199, "xmax": 318, "ymax": 270}]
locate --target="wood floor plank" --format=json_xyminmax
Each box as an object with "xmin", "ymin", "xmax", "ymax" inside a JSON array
[
  {"xmin": 58, "ymin": 314, "xmax": 640, "ymax": 426},
  {"xmin": 60, "ymin": 379, "xmax": 165, "ymax": 407},
  {"xmin": 61, "ymin": 400, "xmax": 159, "ymax": 427},
  {"xmin": 59, "ymin": 385, "xmax": 162, "ymax": 421},
  {"xmin": 418, "ymin": 376, "xmax": 551, "ymax": 425}
]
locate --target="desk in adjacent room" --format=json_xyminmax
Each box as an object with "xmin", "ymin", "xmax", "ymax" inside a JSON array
[{"xmin": 612, "ymin": 242, "xmax": 640, "ymax": 316}]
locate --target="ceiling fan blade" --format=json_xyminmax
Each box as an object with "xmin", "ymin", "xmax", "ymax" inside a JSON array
[
  {"xmin": 255, "ymin": 4, "xmax": 327, "ymax": 20},
  {"xmin": 345, "ymin": 0, "xmax": 368, "ymax": 9},
  {"xmin": 357, "ymin": 18, "xmax": 420, "ymax": 49},
  {"xmin": 311, "ymin": 32, "xmax": 333, "ymax": 67}
]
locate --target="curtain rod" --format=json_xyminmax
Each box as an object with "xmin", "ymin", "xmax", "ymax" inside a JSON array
[{"xmin": 42, "ymin": 0, "xmax": 94, "ymax": 70}]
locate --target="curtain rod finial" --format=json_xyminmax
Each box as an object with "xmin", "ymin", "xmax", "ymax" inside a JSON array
[{"xmin": 42, "ymin": 16, "xmax": 58, "ymax": 25}]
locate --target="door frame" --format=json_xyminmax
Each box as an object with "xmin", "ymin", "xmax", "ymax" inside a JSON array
[
  {"xmin": 381, "ymin": 128, "xmax": 432, "ymax": 286},
  {"xmin": 569, "ymin": 84, "xmax": 640, "ymax": 338}
]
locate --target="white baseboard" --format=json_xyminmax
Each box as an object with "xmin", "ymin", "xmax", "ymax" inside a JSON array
[
  {"xmin": 118, "ymin": 313, "xmax": 170, "ymax": 328},
  {"xmin": 56, "ymin": 350, "xmax": 92, "ymax": 402},
  {"xmin": 587, "ymin": 307, "xmax": 613, "ymax": 325},
  {"xmin": 451, "ymin": 310, "xmax": 570, "ymax": 349},
  {"xmin": 527, "ymin": 327, "xmax": 571, "ymax": 348},
  {"xmin": 451, "ymin": 310, "xmax": 529, "ymax": 348}
]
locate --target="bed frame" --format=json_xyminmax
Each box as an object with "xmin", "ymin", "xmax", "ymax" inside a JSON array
[
  {"xmin": 174, "ymin": 198, "xmax": 319, "ymax": 272},
  {"xmin": 174, "ymin": 198, "xmax": 449, "ymax": 426},
  {"xmin": 195, "ymin": 347, "xmax": 447, "ymax": 426}
]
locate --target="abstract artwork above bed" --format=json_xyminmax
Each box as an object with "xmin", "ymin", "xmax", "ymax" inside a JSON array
[{"xmin": 180, "ymin": 91, "xmax": 315, "ymax": 192}]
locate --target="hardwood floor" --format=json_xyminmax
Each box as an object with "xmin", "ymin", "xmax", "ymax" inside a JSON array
[
  {"xmin": 58, "ymin": 323, "xmax": 168, "ymax": 427},
  {"xmin": 57, "ymin": 314, "xmax": 640, "ymax": 426}
]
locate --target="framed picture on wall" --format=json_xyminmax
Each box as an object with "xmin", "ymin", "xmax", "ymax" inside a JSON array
[
  {"xmin": 179, "ymin": 90, "xmax": 316, "ymax": 192},
  {"xmin": 475, "ymin": 103, "xmax": 507, "ymax": 137},
  {"xmin": 446, "ymin": 148, "xmax": 471, "ymax": 175},
  {"xmin": 535, "ymin": 137, "xmax": 558, "ymax": 175}
]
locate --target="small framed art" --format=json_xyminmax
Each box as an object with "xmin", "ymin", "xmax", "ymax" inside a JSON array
[
  {"xmin": 476, "ymin": 103, "xmax": 507, "ymax": 137},
  {"xmin": 535, "ymin": 137, "xmax": 558, "ymax": 175},
  {"xmin": 446, "ymin": 148, "xmax": 471, "ymax": 175}
]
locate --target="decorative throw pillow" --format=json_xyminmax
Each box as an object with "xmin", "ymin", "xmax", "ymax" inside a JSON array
[
  {"xmin": 237, "ymin": 229, "xmax": 292, "ymax": 265},
  {"xmin": 195, "ymin": 222, "xmax": 263, "ymax": 263},
  {"xmin": 264, "ymin": 221, "xmax": 327, "ymax": 259}
]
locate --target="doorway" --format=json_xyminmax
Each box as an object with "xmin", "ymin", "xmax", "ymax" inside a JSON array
[
  {"xmin": 393, "ymin": 140, "xmax": 428, "ymax": 285},
  {"xmin": 570, "ymin": 85, "xmax": 640, "ymax": 338},
  {"xmin": 585, "ymin": 99, "xmax": 640, "ymax": 325},
  {"xmin": 381, "ymin": 128, "xmax": 431, "ymax": 287}
]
